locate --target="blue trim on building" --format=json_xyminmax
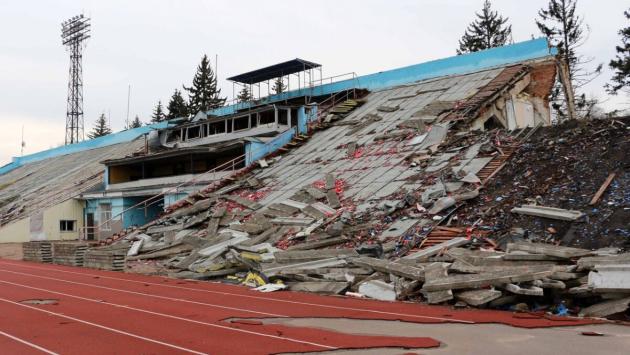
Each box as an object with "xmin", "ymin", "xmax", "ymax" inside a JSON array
[
  {"xmin": 245, "ymin": 127, "xmax": 297, "ymax": 166},
  {"xmin": 209, "ymin": 38, "xmax": 555, "ymax": 117},
  {"xmin": 0, "ymin": 122, "xmax": 170, "ymax": 176}
]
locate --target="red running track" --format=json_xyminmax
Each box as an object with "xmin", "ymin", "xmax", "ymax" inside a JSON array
[{"xmin": 0, "ymin": 259, "xmax": 598, "ymax": 355}]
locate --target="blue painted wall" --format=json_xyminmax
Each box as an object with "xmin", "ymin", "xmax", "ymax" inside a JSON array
[
  {"xmin": 245, "ymin": 127, "xmax": 297, "ymax": 165},
  {"xmin": 85, "ymin": 196, "xmax": 162, "ymax": 230},
  {"xmin": 297, "ymin": 106, "xmax": 307, "ymax": 135},
  {"xmin": 0, "ymin": 122, "xmax": 170, "ymax": 176},
  {"xmin": 209, "ymin": 38, "xmax": 556, "ymax": 117},
  {"xmin": 164, "ymin": 193, "xmax": 189, "ymax": 208}
]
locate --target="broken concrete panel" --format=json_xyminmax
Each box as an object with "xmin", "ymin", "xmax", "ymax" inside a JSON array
[
  {"xmin": 358, "ymin": 280, "xmax": 397, "ymax": 301},
  {"xmin": 376, "ymin": 105, "xmax": 399, "ymax": 113},
  {"xmin": 428, "ymin": 196, "xmax": 456, "ymax": 214},
  {"xmin": 263, "ymin": 258, "xmax": 347, "ymax": 276},
  {"xmin": 302, "ymin": 205, "xmax": 327, "ymax": 219},
  {"xmin": 270, "ymin": 217, "xmax": 314, "ymax": 226},
  {"xmin": 198, "ymin": 235, "xmax": 249, "ymax": 257},
  {"xmin": 421, "ymin": 182, "xmax": 446, "ymax": 204},
  {"xmin": 577, "ymin": 254, "xmax": 630, "ymax": 271},
  {"xmin": 404, "ymin": 237, "xmax": 470, "ymax": 261},
  {"xmin": 274, "ymin": 249, "xmax": 358, "ymax": 263},
  {"xmin": 127, "ymin": 243, "xmax": 193, "ymax": 261},
  {"xmin": 460, "ymin": 172, "xmax": 481, "ymax": 184},
  {"xmin": 507, "ymin": 242, "xmax": 592, "ymax": 259},
  {"xmin": 417, "ymin": 123, "xmax": 449, "ymax": 150},
  {"xmin": 305, "ymin": 187, "xmax": 327, "ymax": 200},
  {"xmin": 503, "ymin": 283, "xmax": 544, "ymax": 296},
  {"xmin": 351, "ymin": 257, "xmax": 425, "ymax": 281},
  {"xmin": 503, "ymin": 251, "xmax": 565, "ymax": 261},
  {"xmin": 423, "ymin": 263, "xmax": 453, "ymax": 304},
  {"xmin": 588, "ymin": 265, "xmax": 630, "ymax": 293},
  {"xmin": 287, "ymin": 236, "xmax": 348, "ymax": 251},
  {"xmin": 127, "ymin": 239, "xmax": 143, "ymax": 257},
  {"xmin": 290, "ymin": 281, "xmax": 349, "ymax": 295},
  {"xmin": 511, "ymin": 205, "xmax": 585, "ymax": 221},
  {"xmin": 456, "ymin": 289, "xmax": 502, "ymax": 306},
  {"xmin": 310, "ymin": 202, "xmax": 337, "ymax": 216},
  {"xmin": 422, "ymin": 265, "xmax": 555, "ymax": 292},
  {"xmin": 325, "ymin": 174, "xmax": 336, "ymax": 190},
  {"xmin": 326, "ymin": 190, "xmax": 341, "ymax": 209},
  {"xmin": 183, "ymin": 211, "xmax": 211, "ymax": 229},
  {"xmin": 280, "ymin": 199, "xmax": 308, "ymax": 210},
  {"xmin": 169, "ymin": 198, "xmax": 214, "ymax": 219},
  {"xmin": 379, "ymin": 219, "xmax": 420, "ymax": 241},
  {"xmin": 579, "ymin": 297, "xmax": 630, "ymax": 318},
  {"xmin": 223, "ymin": 195, "xmax": 262, "ymax": 210}
]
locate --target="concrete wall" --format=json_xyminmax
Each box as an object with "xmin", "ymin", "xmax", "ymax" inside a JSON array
[
  {"xmin": 245, "ymin": 127, "xmax": 297, "ymax": 165},
  {"xmin": 0, "ymin": 199, "xmax": 84, "ymax": 243}
]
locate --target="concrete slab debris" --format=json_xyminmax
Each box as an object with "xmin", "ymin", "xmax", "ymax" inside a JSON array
[
  {"xmin": 507, "ymin": 242, "xmax": 592, "ymax": 259},
  {"xmin": 358, "ymin": 280, "xmax": 397, "ymax": 301},
  {"xmin": 588, "ymin": 264, "xmax": 630, "ymax": 293},
  {"xmin": 404, "ymin": 237, "xmax": 470, "ymax": 261},
  {"xmin": 511, "ymin": 205, "xmax": 585, "ymax": 221},
  {"xmin": 351, "ymin": 257, "xmax": 425, "ymax": 281},
  {"xmin": 290, "ymin": 281, "xmax": 349, "ymax": 295},
  {"xmin": 456, "ymin": 289, "xmax": 502, "ymax": 306},
  {"xmin": 422, "ymin": 263, "xmax": 453, "ymax": 304},
  {"xmin": 579, "ymin": 297, "xmax": 630, "ymax": 318}
]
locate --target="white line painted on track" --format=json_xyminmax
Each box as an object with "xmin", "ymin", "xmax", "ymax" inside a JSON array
[
  {"xmin": 0, "ymin": 278, "xmax": 335, "ymax": 350},
  {"xmin": 0, "ymin": 268, "xmax": 285, "ymax": 318},
  {"xmin": 0, "ymin": 296, "xmax": 208, "ymax": 355},
  {"xmin": 0, "ymin": 329, "xmax": 60, "ymax": 355},
  {"xmin": 0, "ymin": 261, "xmax": 474, "ymax": 324}
]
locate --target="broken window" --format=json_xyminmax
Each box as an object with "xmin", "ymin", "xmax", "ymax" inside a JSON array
[
  {"xmin": 250, "ymin": 113, "xmax": 258, "ymax": 128},
  {"xmin": 278, "ymin": 109, "xmax": 288, "ymax": 126},
  {"xmin": 59, "ymin": 220, "xmax": 76, "ymax": 232},
  {"xmin": 187, "ymin": 125, "xmax": 201, "ymax": 140},
  {"xmin": 99, "ymin": 203, "xmax": 112, "ymax": 231},
  {"xmin": 234, "ymin": 116, "xmax": 249, "ymax": 131},
  {"xmin": 259, "ymin": 110, "xmax": 275, "ymax": 126},
  {"xmin": 208, "ymin": 120, "xmax": 226, "ymax": 135}
]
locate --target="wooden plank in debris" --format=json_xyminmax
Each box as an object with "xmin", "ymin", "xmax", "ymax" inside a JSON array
[
  {"xmin": 223, "ymin": 195, "xmax": 262, "ymax": 210},
  {"xmin": 589, "ymin": 173, "xmax": 616, "ymax": 205},
  {"xmin": 270, "ymin": 217, "xmax": 314, "ymax": 226},
  {"xmin": 326, "ymin": 190, "xmax": 341, "ymax": 209},
  {"xmin": 351, "ymin": 257, "xmax": 425, "ymax": 281},
  {"xmin": 507, "ymin": 242, "xmax": 592, "ymax": 259}
]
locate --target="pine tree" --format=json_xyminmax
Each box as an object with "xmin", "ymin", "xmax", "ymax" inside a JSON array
[
  {"xmin": 237, "ymin": 86, "xmax": 252, "ymax": 102},
  {"xmin": 151, "ymin": 101, "xmax": 166, "ymax": 123},
  {"xmin": 607, "ymin": 9, "xmax": 630, "ymax": 95},
  {"xmin": 536, "ymin": 0, "xmax": 602, "ymax": 119},
  {"xmin": 87, "ymin": 113, "xmax": 112, "ymax": 139},
  {"xmin": 184, "ymin": 55, "xmax": 226, "ymax": 114},
  {"xmin": 272, "ymin": 77, "xmax": 286, "ymax": 94},
  {"xmin": 457, "ymin": 0, "xmax": 512, "ymax": 54},
  {"xmin": 166, "ymin": 89, "xmax": 189, "ymax": 119},
  {"xmin": 129, "ymin": 115, "xmax": 142, "ymax": 128}
]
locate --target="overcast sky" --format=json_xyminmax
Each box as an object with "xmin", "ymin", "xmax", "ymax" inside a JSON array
[{"xmin": 1, "ymin": 0, "xmax": 628, "ymax": 165}]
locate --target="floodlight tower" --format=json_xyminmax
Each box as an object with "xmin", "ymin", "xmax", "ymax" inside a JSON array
[{"xmin": 61, "ymin": 14, "xmax": 91, "ymax": 145}]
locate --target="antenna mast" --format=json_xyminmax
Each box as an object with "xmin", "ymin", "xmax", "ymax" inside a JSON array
[{"xmin": 61, "ymin": 14, "xmax": 91, "ymax": 145}]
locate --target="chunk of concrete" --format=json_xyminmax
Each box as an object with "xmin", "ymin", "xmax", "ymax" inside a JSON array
[
  {"xmin": 422, "ymin": 265, "xmax": 555, "ymax": 292},
  {"xmin": 351, "ymin": 257, "xmax": 425, "ymax": 281},
  {"xmin": 456, "ymin": 289, "xmax": 502, "ymax": 306},
  {"xmin": 422, "ymin": 263, "xmax": 453, "ymax": 304},
  {"xmin": 579, "ymin": 297, "xmax": 630, "ymax": 318},
  {"xmin": 403, "ymin": 237, "xmax": 470, "ymax": 261},
  {"xmin": 507, "ymin": 242, "xmax": 592, "ymax": 259},
  {"xmin": 358, "ymin": 280, "xmax": 397, "ymax": 301},
  {"xmin": 503, "ymin": 283, "xmax": 544, "ymax": 296},
  {"xmin": 511, "ymin": 205, "xmax": 584, "ymax": 221},
  {"xmin": 577, "ymin": 253, "xmax": 630, "ymax": 271},
  {"xmin": 274, "ymin": 249, "xmax": 358, "ymax": 263},
  {"xmin": 588, "ymin": 264, "xmax": 630, "ymax": 293},
  {"xmin": 198, "ymin": 235, "xmax": 249, "ymax": 257}
]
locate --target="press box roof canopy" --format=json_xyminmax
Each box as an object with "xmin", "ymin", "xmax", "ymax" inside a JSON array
[{"xmin": 227, "ymin": 58, "xmax": 321, "ymax": 85}]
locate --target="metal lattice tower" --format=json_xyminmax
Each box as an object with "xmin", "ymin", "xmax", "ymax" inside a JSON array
[{"xmin": 61, "ymin": 15, "xmax": 91, "ymax": 145}]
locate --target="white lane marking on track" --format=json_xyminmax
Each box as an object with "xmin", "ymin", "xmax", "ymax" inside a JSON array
[
  {"xmin": 0, "ymin": 296, "xmax": 208, "ymax": 355},
  {"xmin": 0, "ymin": 267, "xmax": 285, "ymax": 318},
  {"xmin": 0, "ymin": 278, "xmax": 335, "ymax": 350},
  {"xmin": 0, "ymin": 329, "xmax": 60, "ymax": 355},
  {"xmin": 0, "ymin": 261, "xmax": 474, "ymax": 324}
]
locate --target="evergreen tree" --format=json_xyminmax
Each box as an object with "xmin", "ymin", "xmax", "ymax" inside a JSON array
[
  {"xmin": 184, "ymin": 55, "xmax": 226, "ymax": 113},
  {"xmin": 87, "ymin": 113, "xmax": 112, "ymax": 139},
  {"xmin": 166, "ymin": 89, "xmax": 189, "ymax": 119},
  {"xmin": 129, "ymin": 115, "xmax": 142, "ymax": 128},
  {"xmin": 457, "ymin": 0, "xmax": 512, "ymax": 54},
  {"xmin": 536, "ymin": 0, "xmax": 602, "ymax": 119},
  {"xmin": 607, "ymin": 9, "xmax": 630, "ymax": 95},
  {"xmin": 272, "ymin": 77, "xmax": 286, "ymax": 94},
  {"xmin": 151, "ymin": 101, "xmax": 166, "ymax": 123},
  {"xmin": 237, "ymin": 86, "xmax": 252, "ymax": 102}
]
